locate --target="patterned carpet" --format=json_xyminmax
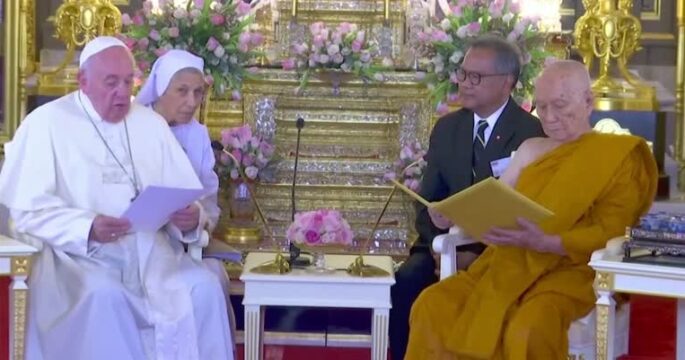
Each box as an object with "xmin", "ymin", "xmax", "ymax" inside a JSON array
[{"xmin": 0, "ymin": 277, "xmax": 676, "ymax": 360}]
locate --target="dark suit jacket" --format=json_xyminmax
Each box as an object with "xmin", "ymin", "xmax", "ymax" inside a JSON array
[{"xmin": 414, "ymin": 98, "xmax": 544, "ymax": 249}]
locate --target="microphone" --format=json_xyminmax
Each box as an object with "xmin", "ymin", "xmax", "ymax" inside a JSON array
[
  {"xmin": 292, "ymin": 117, "xmax": 305, "ymax": 221},
  {"xmin": 290, "ymin": 117, "xmax": 307, "ymax": 265}
]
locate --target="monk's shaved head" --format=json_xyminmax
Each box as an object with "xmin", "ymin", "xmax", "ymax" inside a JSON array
[
  {"xmin": 534, "ymin": 60, "xmax": 594, "ymax": 142},
  {"xmin": 536, "ymin": 60, "xmax": 592, "ymax": 103}
]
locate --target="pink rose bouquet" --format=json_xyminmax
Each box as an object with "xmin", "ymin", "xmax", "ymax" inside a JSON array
[
  {"xmin": 282, "ymin": 21, "xmax": 392, "ymax": 93},
  {"xmin": 217, "ymin": 124, "xmax": 276, "ymax": 181},
  {"xmin": 383, "ymin": 141, "xmax": 428, "ymax": 192},
  {"xmin": 286, "ymin": 210, "xmax": 354, "ymax": 246},
  {"xmin": 121, "ymin": 0, "xmax": 263, "ymax": 97}
]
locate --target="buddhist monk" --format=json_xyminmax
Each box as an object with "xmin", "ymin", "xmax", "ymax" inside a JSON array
[{"xmin": 405, "ymin": 60, "xmax": 657, "ymax": 359}]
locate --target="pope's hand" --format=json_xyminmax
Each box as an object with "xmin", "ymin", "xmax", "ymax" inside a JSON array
[
  {"xmin": 170, "ymin": 204, "xmax": 200, "ymax": 232},
  {"xmin": 428, "ymin": 207, "xmax": 453, "ymax": 230},
  {"xmin": 89, "ymin": 215, "xmax": 131, "ymax": 243}
]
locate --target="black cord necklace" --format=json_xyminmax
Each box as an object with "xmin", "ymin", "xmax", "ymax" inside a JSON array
[{"xmin": 78, "ymin": 92, "xmax": 140, "ymax": 201}]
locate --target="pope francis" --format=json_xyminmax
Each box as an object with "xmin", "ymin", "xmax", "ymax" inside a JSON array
[{"xmin": 0, "ymin": 37, "xmax": 233, "ymax": 360}]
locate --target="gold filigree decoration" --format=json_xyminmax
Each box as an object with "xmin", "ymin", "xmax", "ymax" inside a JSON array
[
  {"xmin": 10, "ymin": 257, "xmax": 30, "ymax": 276},
  {"xmin": 12, "ymin": 289, "xmax": 28, "ymax": 360},
  {"xmin": 574, "ymin": 0, "xmax": 657, "ymax": 110},
  {"xmin": 594, "ymin": 272, "xmax": 614, "ymax": 290},
  {"xmin": 46, "ymin": 0, "xmax": 122, "ymax": 75},
  {"xmin": 595, "ymin": 305, "xmax": 610, "ymax": 360}
]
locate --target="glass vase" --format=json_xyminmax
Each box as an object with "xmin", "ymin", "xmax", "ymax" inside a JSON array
[{"xmin": 228, "ymin": 179, "xmax": 256, "ymax": 225}]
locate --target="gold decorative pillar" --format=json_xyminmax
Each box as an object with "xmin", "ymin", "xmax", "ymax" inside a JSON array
[
  {"xmin": 676, "ymin": 0, "xmax": 685, "ymax": 190},
  {"xmin": 10, "ymin": 256, "xmax": 31, "ymax": 360},
  {"xmin": 593, "ymin": 271, "xmax": 616, "ymax": 360},
  {"xmin": 2, "ymin": 0, "xmax": 21, "ymax": 149}
]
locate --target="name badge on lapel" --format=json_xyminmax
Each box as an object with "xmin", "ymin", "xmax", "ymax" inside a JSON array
[{"xmin": 490, "ymin": 156, "xmax": 512, "ymax": 178}]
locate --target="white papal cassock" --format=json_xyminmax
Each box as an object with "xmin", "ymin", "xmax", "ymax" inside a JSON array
[{"xmin": 0, "ymin": 91, "xmax": 234, "ymax": 360}]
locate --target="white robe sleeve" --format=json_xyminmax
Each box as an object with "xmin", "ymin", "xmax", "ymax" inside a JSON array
[
  {"xmin": 0, "ymin": 112, "xmax": 95, "ymax": 256},
  {"xmin": 198, "ymin": 126, "xmax": 220, "ymax": 232},
  {"xmin": 153, "ymin": 117, "xmax": 208, "ymax": 246}
]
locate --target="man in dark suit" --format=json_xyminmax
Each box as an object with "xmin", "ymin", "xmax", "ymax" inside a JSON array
[{"xmin": 389, "ymin": 35, "xmax": 544, "ymax": 360}]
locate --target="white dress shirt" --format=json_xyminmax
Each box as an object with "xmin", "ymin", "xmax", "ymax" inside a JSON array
[{"xmin": 472, "ymin": 99, "xmax": 509, "ymax": 145}]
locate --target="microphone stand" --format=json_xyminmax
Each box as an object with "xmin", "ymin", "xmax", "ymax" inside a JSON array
[
  {"xmin": 289, "ymin": 117, "xmax": 309, "ymax": 266},
  {"xmin": 347, "ymin": 159, "xmax": 425, "ymax": 277}
]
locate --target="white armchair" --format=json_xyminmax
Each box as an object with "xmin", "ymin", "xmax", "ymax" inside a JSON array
[{"xmin": 432, "ymin": 227, "xmax": 630, "ymax": 360}]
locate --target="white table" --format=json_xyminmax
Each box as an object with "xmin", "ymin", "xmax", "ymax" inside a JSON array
[
  {"xmin": 0, "ymin": 234, "xmax": 38, "ymax": 360},
  {"xmin": 589, "ymin": 240, "xmax": 685, "ymax": 360},
  {"xmin": 240, "ymin": 252, "xmax": 395, "ymax": 360}
]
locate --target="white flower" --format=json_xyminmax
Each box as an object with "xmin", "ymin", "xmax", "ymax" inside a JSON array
[
  {"xmin": 456, "ymin": 25, "xmax": 468, "ymax": 39},
  {"xmin": 341, "ymin": 62, "xmax": 352, "ymax": 71},
  {"xmin": 327, "ymin": 44, "xmax": 340, "ymax": 56},
  {"xmin": 245, "ymin": 166, "xmax": 258, "ymax": 179},
  {"xmin": 230, "ymin": 169, "xmax": 239, "ymax": 180},
  {"xmin": 213, "ymin": 46, "xmax": 225, "ymax": 58},
  {"xmin": 502, "ymin": 13, "xmax": 514, "ymax": 23},
  {"xmin": 440, "ymin": 18, "xmax": 451, "ymax": 31},
  {"xmin": 449, "ymin": 51, "xmax": 463, "ymax": 64}
]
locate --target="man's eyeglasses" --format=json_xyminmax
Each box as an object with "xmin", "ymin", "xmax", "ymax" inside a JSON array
[{"xmin": 456, "ymin": 68, "xmax": 509, "ymax": 86}]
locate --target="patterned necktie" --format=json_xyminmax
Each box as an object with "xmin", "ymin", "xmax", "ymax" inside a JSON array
[{"xmin": 472, "ymin": 119, "xmax": 489, "ymax": 183}]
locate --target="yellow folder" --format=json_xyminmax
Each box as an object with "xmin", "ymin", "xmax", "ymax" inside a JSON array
[{"xmin": 392, "ymin": 178, "xmax": 554, "ymax": 240}]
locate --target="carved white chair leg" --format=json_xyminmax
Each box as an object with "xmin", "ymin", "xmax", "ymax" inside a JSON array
[
  {"xmin": 595, "ymin": 287, "xmax": 616, "ymax": 360},
  {"xmin": 372, "ymin": 308, "xmax": 390, "ymax": 360},
  {"xmin": 9, "ymin": 256, "xmax": 31, "ymax": 360},
  {"xmin": 678, "ymin": 299, "xmax": 685, "ymax": 360},
  {"xmin": 244, "ymin": 304, "xmax": 264, "ymax": 360}
]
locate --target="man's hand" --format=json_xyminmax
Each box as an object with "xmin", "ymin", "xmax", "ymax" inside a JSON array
[
  {"xmin": 428, "ymin": 208, "xmax": 453, "ymax": 230},
  {"xmin": 89, "ymin": 215, "xmax": 131, "ymax": 243},
  {"xmin": 481, "ymin": 217, "xmax": 566, "ymax": 255},
  {"xmin": 170, "ymin": 204, "xmax": 200, "ymax": 232}
]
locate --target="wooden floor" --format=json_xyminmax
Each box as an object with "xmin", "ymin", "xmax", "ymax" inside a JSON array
[{"xmin": 0, "ymin": 277, "xmax": 677, "ymax": 360}]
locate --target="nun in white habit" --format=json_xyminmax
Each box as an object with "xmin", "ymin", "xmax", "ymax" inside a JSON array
[
  {"xmin": 136, "ymin": 49, "xmax": 221, "ymax": 229},
  {"xmin": 0, "ymin": 37, "xmax": 234, "ymax": 360},
  {"xmin": 135, "ymin": 49, "xmax": 237, "ymax": 346}
]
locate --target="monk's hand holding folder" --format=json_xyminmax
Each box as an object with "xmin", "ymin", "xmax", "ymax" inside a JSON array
[
  {"xmin": 392, "ymin": 177, "xmax": 554, "ymax": 243},
  {"xmin": 482, "ymin": 217, "xmax": 567, "ymax": 254}
]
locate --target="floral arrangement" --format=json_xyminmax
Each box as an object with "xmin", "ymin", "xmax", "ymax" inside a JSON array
[
  {"xmin": 281, "ymin": 22, "xmax": 392, "ymax": 94},
  {"xmin": 217, "ymin": 124, "xmax": 276, "ymax": 181},
  {"xmin": 412, "ymin": 0, "xmax": 548, "ymax": 112},
  {"xmin": 383, "ymin": 141, "xmax": 428, "ymax": 192},
  {"xmin": 286, "ymin": 210, "xmax": 354, "ymax": 246},
  {"xmin": 120, "ymin": 0, "xmax": 263, "ymax": 97}
]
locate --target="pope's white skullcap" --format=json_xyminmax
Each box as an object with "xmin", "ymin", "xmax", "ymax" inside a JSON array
[{"xmin": 79, "ymin": 36, "xmax": 129, "ymax": 67}]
